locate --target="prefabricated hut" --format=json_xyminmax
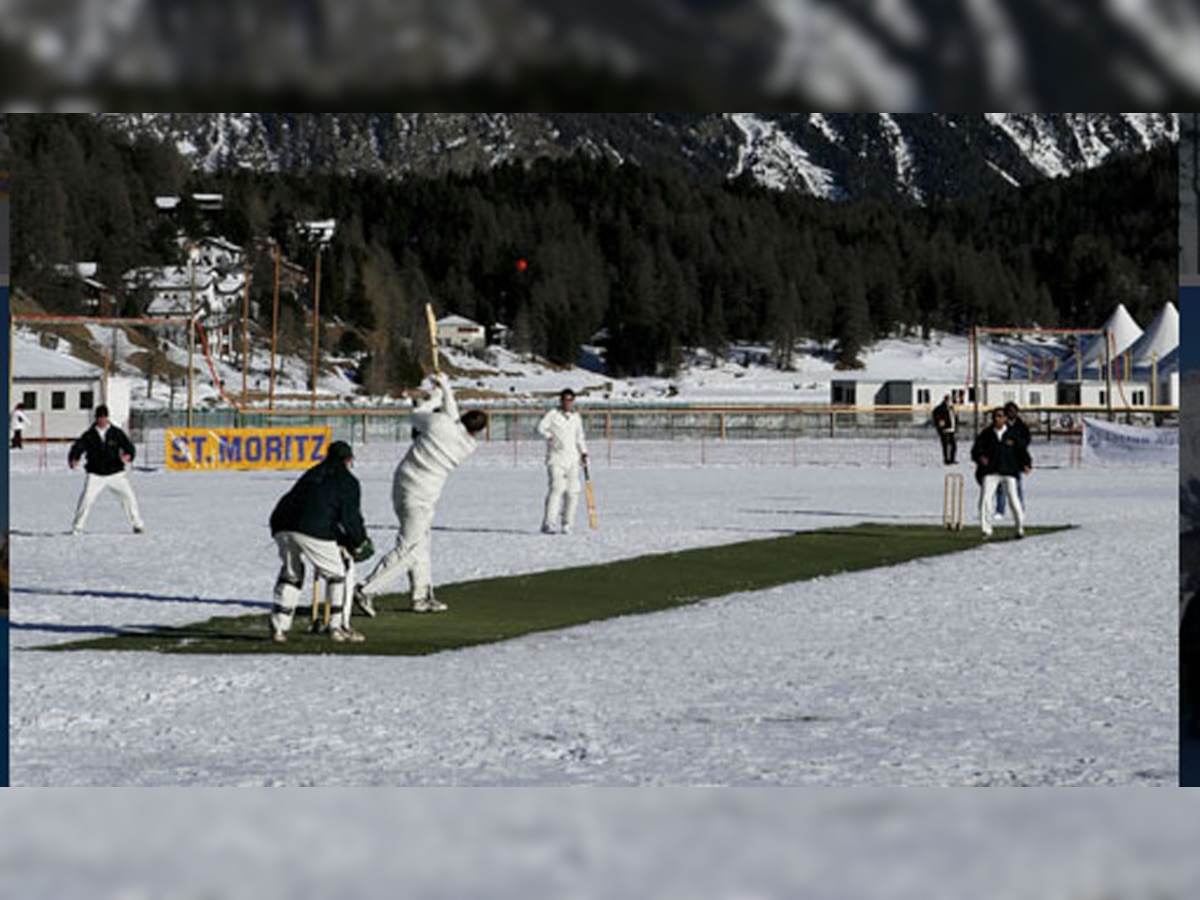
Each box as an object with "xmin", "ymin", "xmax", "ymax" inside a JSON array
[
  {"xmin": 12, "ymin": 334, "xmax": 132, "ymax": 440},
  {"xmin": 831, "ymin": 378, "xmax": 968, "ymax": 409}
]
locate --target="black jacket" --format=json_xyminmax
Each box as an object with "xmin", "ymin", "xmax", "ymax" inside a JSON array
[
  {"xmin": 970, "ymin": 426, "xmax": 1032, "ymax": 479},
  {"xmin": 270, "ymin": 456, "xmax": 367, "ymax": 549},
  {"xmin": 932, "ymin": 401, "xmax": 956, "ymax": 434},
  {"xmin": 68, "ymin": 425, "xmax": 136, "ymax": 475},
  {"xmin": 1006, "ymin": 416, "xmax": 1032, "ymax": 450}
]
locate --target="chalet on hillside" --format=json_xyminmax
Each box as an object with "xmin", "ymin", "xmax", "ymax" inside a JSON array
[
  {"xmin": 53, "ymin": 262, "xmax": 113, "ymax": 313},
  {"xmin": 436, "ymin": 314, "xmax": 487, "ymax": 352},
  {"xmin": 178, "ymin": 235, "xmax": 244, "ymax": 272},
  {"xmin": 123, "ymin": 265, "xmax": 248, "ymax": 358}
]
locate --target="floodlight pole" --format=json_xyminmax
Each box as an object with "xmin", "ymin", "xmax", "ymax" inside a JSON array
[
  {"xmin": 311, "ymin": 243, "xmax": 322, "ymax": 410},
  {"xmin": 269, "ymin": 240, "xmax": 280, "ymax": 411},
  {"xmin": 1104, "ymin": 328, "xmax": 1113, "ymax": 421},
  {"xmin": 187, "ymin": 245, "xmax": 196, "ymax": 429},
  {"xmin": 971, "ymin": 325, "xmax": 980, "ymax": 433},
  {"xmin": 242, "ymin": 255, "xmax": 250, "ymax": 403}
]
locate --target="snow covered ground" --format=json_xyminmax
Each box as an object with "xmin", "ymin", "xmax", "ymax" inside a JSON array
[{"xmin": 9, "ymin": 439, "xmax": 1175, "ymax": 786}]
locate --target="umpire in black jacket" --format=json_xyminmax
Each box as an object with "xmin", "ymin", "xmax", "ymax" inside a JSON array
[
  {"xmin": 269, "ymin": 440, "xmax": 374, "ymax": 643},
  {"xmin": 932, "ymin": 394, "xmax": 957, "ymax": 465},
  {"xmin": 970, "ymin": 407, "xmax": 1032, "ymax": 538},
  {"xmin": 68, "ymin": 404, "xmax": 146, "ymax": 534}
]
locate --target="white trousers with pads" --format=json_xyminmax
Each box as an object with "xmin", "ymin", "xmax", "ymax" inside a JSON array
[
  {"xmin": 271, "ymin": 531, "xmax": 356, "ymax": 632},
  {"xmin": 542, "ymin": 461, "xmax": 581, "ymax": 532}
]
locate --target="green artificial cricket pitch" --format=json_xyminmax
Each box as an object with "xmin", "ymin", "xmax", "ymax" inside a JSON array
[{"xmin": 45, "ymin": 523, "xmax": 1069, "ymax": 656}]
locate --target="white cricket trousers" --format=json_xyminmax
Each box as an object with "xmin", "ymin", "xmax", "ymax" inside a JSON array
[
  {"xmin": 542, "ymin": 461, "xmax": 581, "ymax": 532},
  {"xmin": 980, "ymin": 474, "xmax": 1025, "ymax": 537},
  {"xmin": 358, "ymin": 497, "xmax": 436, "ymax": 601},
  {"xmin": 72, "ymin": 471, "xmax": 144, "ymax": 533},
  {"xmin": 271, "ymin": 532, "xmax": 357, "ymax": 633}
]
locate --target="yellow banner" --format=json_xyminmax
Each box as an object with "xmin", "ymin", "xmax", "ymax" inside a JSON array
[{"xmin": 165, "ymin": 427, "xmax": 334, "ymax": 471}]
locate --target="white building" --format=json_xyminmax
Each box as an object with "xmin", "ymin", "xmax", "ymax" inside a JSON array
[
  {"xmin": 831, "ymin": 378, "xmax": 968, "ymax": 409},
  {"xmin": 12, "ymin": 334, "xmax": 132, "ymax": 441},
  {"xmin": 155, "ymin": 193, "xmax": 225, "ymax": 212},
  {"xmin": 1156, "ymin": 347, "xmax": 1180, "ymax": 406},
  {"xmin": 436, "ymin": 314, "xmax": 487, "ymax": 351},
  {"xmin": 126, "ymin": 265, "xmax": 213, "ymax": 319},
  {"xmin": 831, "ymin": 376, "xmax": 1073, "ymax": 416},
  {"xmin": 1055, "ymin": 379, "xmax": 1155, "ymax": 408}
]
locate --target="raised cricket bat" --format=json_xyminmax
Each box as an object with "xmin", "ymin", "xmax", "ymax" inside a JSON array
[
  {"xmin": 425, "ymin": 302, "xmax": 440, "ymax": 374},
  {"xmin": 583, "ymin": 460, "xmax": 598, "ymax": 530}
]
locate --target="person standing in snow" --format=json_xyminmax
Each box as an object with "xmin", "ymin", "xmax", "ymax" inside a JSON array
[
  {"xmin": 10, "ymin": 401, "xmax": 29, "ymax": 449},
  {"xmin": 995, "ymin": 401, "xmax": 1031, "ymax": 518},
  {"xmin": 536, "ymin": 388, "xmax": 589, "ymax": 534},
  {"xmin": 353, "ymin": 374, "xmax": 488, "ymax": 615},
  {"xmin": 932, "ymin": 394, "xmax": 957, "ymax": 465},
  {"xmin": 68, "ymin": 404, "xmax": 146, "ymax": 535},
  {"xmin": 970, "ymin": 407, "xmax": 1032, "ymax": 539},
  {"xmin": 268, "ymin": 440, "xmax": 374, "ymax": 643}
]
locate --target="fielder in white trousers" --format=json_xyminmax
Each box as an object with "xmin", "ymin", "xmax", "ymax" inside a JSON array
[
  {"xmin": 537, "ymin": 390, "xmax": 589, "ymax": 534},
  {"xmin": 72, "ymin": 472, "xmax": 145, "ymax": 534},
  {"xmin": 980, "ymin": 474, "xmax": 1025, "ymax": 538},
  {"xmin": 270, "ymin": 532, "xmax": 357, "ymax": 634}
]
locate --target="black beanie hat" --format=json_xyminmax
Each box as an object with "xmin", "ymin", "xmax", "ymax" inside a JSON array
[{"xmin": 327, "ymin": 440, "xmax": 354, "ymax": 462}]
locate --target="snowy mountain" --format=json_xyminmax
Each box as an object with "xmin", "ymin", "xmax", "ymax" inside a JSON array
[{"xmin": 99, "ymin": 113, "xmax": 1178, "ymax": 204}]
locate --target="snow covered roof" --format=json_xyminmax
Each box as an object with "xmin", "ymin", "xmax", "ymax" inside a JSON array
[
  {"xmin": 1127, "ymin": 302, "xmax": 1178, "ymax": 365},
  {"xmin": 437, "ymin": 314, "xmax": 483, "ymax": 329},
  {"xmin": 179, "ymin": 234, "xmax": 243, "ymax": 255},
  {"xmin": 145, "ymin": 295, "xmax": 195, "ymax": 316},
  {"xmin": 124, "ymin": 265, "xmax": 214, "ymax": 292},
  {"xmin": 54, "ymin": 262, "xmax": 98, "ymax": 279},
  {"xmin": 13, "ymin": 333, "xmax": 102, "ymax": 380},
  {"xmin": 1081, "ymin": 303, "xmax": 1143, "ymax": 364},
  {"xmin": 213, "ymin": 272, "xmax": 248, "ymax": 295}
]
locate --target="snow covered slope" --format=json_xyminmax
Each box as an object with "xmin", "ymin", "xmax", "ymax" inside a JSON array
[
  {"xmin": 9, "ymin": 321, "xmax": 1087, "ymax": 411},
  {"xmin": 100, "ymin": 113, "xmax": 1177, "ymax": 203}
]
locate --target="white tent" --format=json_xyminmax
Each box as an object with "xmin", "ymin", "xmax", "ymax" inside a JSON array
[
  {"xmin": 1158, "ymin": 345, "xmax": 1180, "ymax": 373},
  {"xmin": 1080, "ymin": 303, "xmax": 1143, "ymax": 366},
  {"xmin": 1127, "ymin": 302, "xmax": 1179, "ymax": 366}
]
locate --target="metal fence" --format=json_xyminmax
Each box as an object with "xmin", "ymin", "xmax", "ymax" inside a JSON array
[
  {"xmin": 127, "ymin": 402, "xmax": 1170, "ymax": 446},
  {"xmin": 121, "ymin": 404, "xmax": 1123, "ymax": 471}
]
